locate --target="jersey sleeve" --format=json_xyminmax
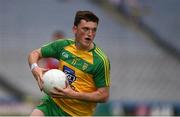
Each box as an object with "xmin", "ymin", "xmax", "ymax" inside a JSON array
[
  {"xmin": 94, "ymin": 57, "xmax": 110, "ymax": 88},
  {"xmin": 41, "ymin": 39, "xmax": 71, "ymax": 59}
]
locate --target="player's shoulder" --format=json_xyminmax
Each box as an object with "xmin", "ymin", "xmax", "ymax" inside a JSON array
[
  {"xmin": 93, "ymin": 45, "xmax": 109, "ymax": 63},
  {"xmin": 94, "ymin": 46, "xmax": 108, "ymax": 58},
  {"xmin": 55, "ymin": 38, "xmax": 74, "ymax": 44},
  {"xmin": 53, "ymin": 38, "xmax": 75, "ymax": 46}
]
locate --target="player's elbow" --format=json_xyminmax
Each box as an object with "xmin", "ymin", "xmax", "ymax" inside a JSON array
[
  {"xmin": 28, "ymin": 49, "xmax": 42, "ymax": 62},
  {"xmin": 99, "ymin": 92, "xmax": 109, "ymax": 103},
  {"xmin": 97, "ymin": 87, "xmax": 109, "ymax": 103}
]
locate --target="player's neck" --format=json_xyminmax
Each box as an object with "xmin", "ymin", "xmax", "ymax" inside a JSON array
[{"xmin": 75, "ymin": 42, "xmax": 94, "ymax": 51}]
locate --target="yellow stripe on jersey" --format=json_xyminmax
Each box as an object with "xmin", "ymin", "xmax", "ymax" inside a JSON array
[
  {"xmin": 95, "ymin": 48, "xmax": 110, "ymax": 86},
  {"xmin": 64, "ymin": 44, "xmax": 94, "ymax": 64}
]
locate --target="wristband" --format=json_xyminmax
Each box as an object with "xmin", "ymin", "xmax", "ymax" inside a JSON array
[{"xmin": 30, "ymin": 63, "xmax": 38, "ymax": 71}]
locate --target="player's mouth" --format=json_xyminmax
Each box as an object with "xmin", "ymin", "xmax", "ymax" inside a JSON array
[{"xmin": 85, "ymin": 37, "xmax": 91, "ymax": 41}]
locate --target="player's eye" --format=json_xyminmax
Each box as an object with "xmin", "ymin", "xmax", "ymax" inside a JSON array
[
  {"xmin": 81, "ymin": 27, "xmax": 96, "ymax": 34},
  {"xmin": 82, "ymin": 27, "xmax": 89, "ymax": 33}
]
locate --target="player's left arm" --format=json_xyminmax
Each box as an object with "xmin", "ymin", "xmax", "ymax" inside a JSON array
[
  {"xmin": 50, "ymin": 85, "xmax": 109, "ymax": 103},
  {"xmin": 71, "ymin": 86, "xmax": 110, "ymax": 102}
]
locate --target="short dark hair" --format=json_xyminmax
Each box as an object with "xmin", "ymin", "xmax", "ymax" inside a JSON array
[{"xmin": 74, "ymin": 11, "xmax": 99, "ymax": 26}]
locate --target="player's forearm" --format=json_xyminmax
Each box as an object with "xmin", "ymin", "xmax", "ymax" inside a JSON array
[{"xmin": 73, "ymin": 87, "xmax": 109, "ymax": 103}]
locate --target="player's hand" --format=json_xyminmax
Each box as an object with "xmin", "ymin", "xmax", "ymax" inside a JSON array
[
  {"xmin": 49, "ymin": 85, "xmax": 77, "ymax": 98},
  {"xmin": 32, "ymin": 66, "xmax": 49, "ymax": 91}
]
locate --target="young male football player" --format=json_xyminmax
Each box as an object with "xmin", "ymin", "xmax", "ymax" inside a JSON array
[{"xmin": 28, "ymin": 10, "xmax": 110, "ymax": 116}]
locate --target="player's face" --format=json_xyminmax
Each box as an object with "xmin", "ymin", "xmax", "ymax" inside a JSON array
[{"xmin": 73, "ymin": 19, "xmax": 98, "ymax": 50}]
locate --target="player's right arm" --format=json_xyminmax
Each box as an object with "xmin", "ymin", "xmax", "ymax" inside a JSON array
[
  {"xmin": 29, "ymin": 39, "xmax": 71, "ymax": 91},
  {"xmin": 28, "ymin": 48, "xmax": 48, "ymax": 91}
]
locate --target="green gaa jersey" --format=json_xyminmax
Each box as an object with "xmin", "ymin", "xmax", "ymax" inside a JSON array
[{"xmin": 41, "ymin": 39, "xmax": 110, "ymax": 116}]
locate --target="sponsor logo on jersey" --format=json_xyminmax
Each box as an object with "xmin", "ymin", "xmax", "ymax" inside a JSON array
[
  {"xmin": 63, "ymin": 66, "xmax": 76, "ymax": 84},
  {"xmin": 62, "ymin": 52, "xmax": 69, "ymax": 59}
]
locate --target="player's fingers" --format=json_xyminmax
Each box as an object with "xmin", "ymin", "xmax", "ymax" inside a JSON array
[
  {"xmin": 49, "ymin": 89, "xmax": 64, "ymax": 97},
  {"xmin": 65, "ymin": 80, "xmax": 69, "ymax": 88},
  {"xmin": 67, "ymin": 85, "xmax": 71, "ymax": 88},
  {"xmin": 39, "ymin": 72, "xmax": 44, "ymax": 84},
  {"xmin": 37, "ymin": 76, "xmax": 43, "ymax": 91},
  {"xmin": 42, "ymin": 68, "xmax": 49, "ymax": 73},
  {"xmin": 54, "ymin": 87, "xmax": 64, "ymax": 92}
]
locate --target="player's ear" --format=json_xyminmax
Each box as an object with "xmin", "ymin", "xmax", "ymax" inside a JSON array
[{"xmin": 72, "ymin": 25, "xmax": 77, "ymax": 34}]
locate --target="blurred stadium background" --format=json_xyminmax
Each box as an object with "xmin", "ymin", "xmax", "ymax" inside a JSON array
[{"xmin": 0, "ymin": 0, "xmax": 180, "ymax": 116}]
